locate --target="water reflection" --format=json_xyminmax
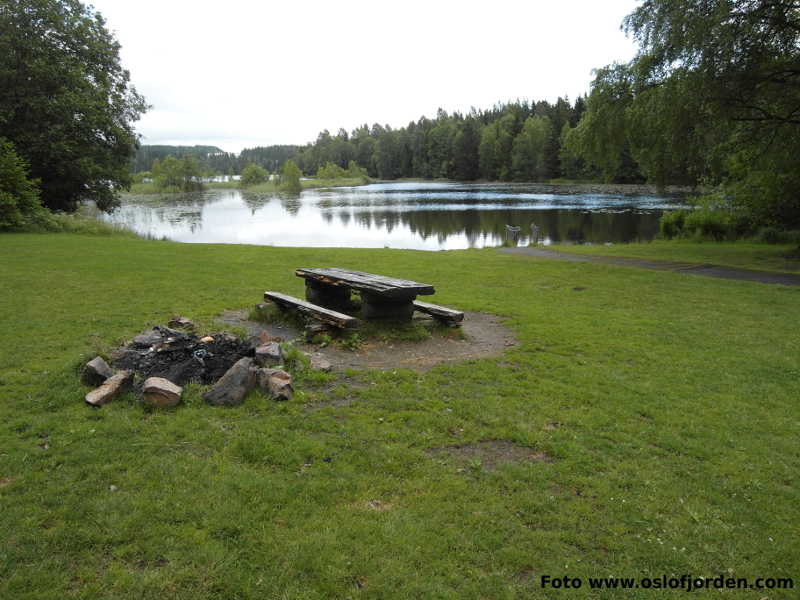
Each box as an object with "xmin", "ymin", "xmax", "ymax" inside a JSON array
[{"xmin": 99, "ymin": 182, "xmax": 685, "ymax": 250}]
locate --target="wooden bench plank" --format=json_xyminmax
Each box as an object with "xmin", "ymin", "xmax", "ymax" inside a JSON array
[
  {"xmin": 264, "ymin": 291, "xmax": 359, "ymax": 329},
  {"xmin": 412, "ymin": 300, "xmax": 464, "ymax": 324},
  {"xmin": 296, "ymin": 267, "xmax": 435, "ymax": 298}
]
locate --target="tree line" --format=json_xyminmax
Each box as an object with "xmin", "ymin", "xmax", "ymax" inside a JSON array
[
  {"xmin": 131, "ymin": 144, "xmax": 301, "ymax": 177},
  {"xmin": 132, "ymin": 98, "xmax": 603, "ymax": 184},
  {"xmin": 291, "ymin": 99, "xmax": 597, "ymax": 182}
]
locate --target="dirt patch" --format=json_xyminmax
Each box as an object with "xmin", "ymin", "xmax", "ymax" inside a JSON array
[
  {"xmin": 217, "ymin": 309, "xmax": 302, "ymax": 340},
  {"xmin": 427, "ymin": 440, "xmax": 552, "ymax": 472},
  {"xmin": 0, "ymin": 476, "xmax": 15, "ymax": 488},
  {"xmin": 218, "ymin": 310, "xmax": 517, "ymax": 372}
]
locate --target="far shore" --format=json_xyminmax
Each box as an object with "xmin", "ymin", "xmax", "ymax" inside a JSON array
[{"xmin": 127, "ymin": 178, "xmax": 697, "ymax": 197}]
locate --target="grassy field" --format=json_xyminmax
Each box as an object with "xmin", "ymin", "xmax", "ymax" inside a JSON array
[
  {"xmin": 551, "ymin": 240, "xmax": 800, "ymax": 274},
  {"xmin": 1, "ymin": 234, "xmax": 798, "ymax": 598}
]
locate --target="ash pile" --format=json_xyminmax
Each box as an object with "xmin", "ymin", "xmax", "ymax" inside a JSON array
[
  {"xmin": 113, "ymin": 325, "xmax": 251, "ymax": 387},
  {"xmin": 80, "ymin": 317, "xmax": 301, "ymax": 408}
]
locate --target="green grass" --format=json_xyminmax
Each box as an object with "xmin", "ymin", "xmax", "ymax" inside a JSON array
[
  {"xmin": 1, "ymin": 235, "xmax": 798, "ymax": 598},
  {"xmin": 551, "ymin": 239, "xmax": 800, "ymax": 274}
]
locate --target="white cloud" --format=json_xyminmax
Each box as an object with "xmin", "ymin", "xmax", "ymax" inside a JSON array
[{"xmin": 92, "ymin": 0, "xmax": 639, "ymax": 152}]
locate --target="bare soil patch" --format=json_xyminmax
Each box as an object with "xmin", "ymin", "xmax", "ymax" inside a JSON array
[
  {"xmin": 217, "ymin": 309, "xmax": 517, "ymax": 372},
  {"xmin": 427, "ymin": 440, "xmax": 552, "ymax": 472}
]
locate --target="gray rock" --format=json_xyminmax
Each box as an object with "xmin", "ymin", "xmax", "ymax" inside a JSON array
[
  {"xmin": 132, "ymin": 329, "xmax": 163, "ymax": 348},
  {"xmin": 142, "ymin": 377, "xmax": 183, "ymax": 407},
  {"xmin": 308, "ymin": 352, "xmax": 332, "ymax": 372},
  {"xmin": 85, "ymin": 371, "xmax": 133, "ymax": 407},
  {"xmin": 254, "ymin": 342, "xmax": 282, "ymax": 367},
  {"xmin": 304, "ymin": 320, "xmax": 331, "ymax": 341},
  {"xmin": 203, "ymin": 357, "xmax": 256, "ymax": 406},
  {"xmin": 168, "ymin": 315, "xmax": 195, "ymax": 330},
  {"xmin": 246, "ymin": 331, "xmax": 273, "ymax": 352},
  {"xmin": 81, "ymin": 356, "xmax": 114, "ymax": 386},
  {"xmin": 255, "ymin": 368, "xmax": 293, "ymax": 401}
]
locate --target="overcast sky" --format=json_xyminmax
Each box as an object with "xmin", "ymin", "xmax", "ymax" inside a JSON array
[{"xmin": 90, "ymin": 0, "xmax": 640, "ymax": 153}]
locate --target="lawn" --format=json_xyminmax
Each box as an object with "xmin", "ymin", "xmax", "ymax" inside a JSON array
[
  {"xmin": 1, "ymin": 234, "xmax": 798, "ymax": 599},
  {"xmin": 551, "ymin": 240, "xmax": 800, "ymax": 274}
]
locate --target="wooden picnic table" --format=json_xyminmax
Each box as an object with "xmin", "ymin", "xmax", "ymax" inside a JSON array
[{"xmin": 295, "ymin": 267, "xmax": 435, "ymax": 321}]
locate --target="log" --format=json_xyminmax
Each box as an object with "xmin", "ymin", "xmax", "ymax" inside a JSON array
[
  {"xmin": 295, "ymin": 268, "xmax": 434, "ymax": 299},
  {"xmin": 412, "ymin": 300, "xmax": 464, "ymax": 324},
  {"xmin": 264, "ymin": 291, "xmax": 359, "ymax": 329}
]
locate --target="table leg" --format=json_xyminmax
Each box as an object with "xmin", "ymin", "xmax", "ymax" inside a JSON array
[
  {"xmin": 360, "ymin": 292, "xmax": 415, "ymax": 321},
  {"xmin": 305, "ymin": 279, "xmax": 352, "ymax": 311}
]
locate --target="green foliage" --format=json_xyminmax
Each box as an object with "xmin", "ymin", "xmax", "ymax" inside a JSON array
[
  {"xmin": 575, "ymin": 0, "xmax": 800, "ymax": 229},
  {"xmin": 559, "ymin": 123, "xmax": 593, "ymax": 181},
  {"xmin": 682, "ymin": 209, "xmax": 733, "ymax": 241},
  {"xmin": 345, "ymin": 160, "xmax": 370, "ymax": 183},
  {"xmin": 511, "ymin": 116, "xmax": 553, "ymax": 181},
  {"xmin": 151, "ymin": 156, "xmax": 204, "ymax": 192},
  {"xmin": 239, "ymin": 163, "xmax": 269, "ymax": 187},
  {"xmin": 340, "ymin": 332, "xmax": 363, "ymax": 352},
  {"xmin": 280, "ymin": 159, "xmax": 302, "ymax": 192},
  {"xmin": 756, "ymin": 227, "xmax": 800, "ymax": 245},
  {"xmin": 290, "ymin": 101, "xmax": 584, "ymax": 184},
  {"xmin": 0, "ymin": 138, "xmax": 46, "ymax": 230},
  {"xmin": 316, "ymin": 162, "xmax": 346, "ymax": 180},
  {"xmin": 660, "ymin": 206, "xmax": 739, "ymax": 241},
  {"xmin": 311, "ymin": 332, "xmax": 333, "ymax": 346},
  {"xmin": 278, "ymin": 342, "xmax": 310, "ymax": 373},
  {"xmin": 570, "ymin": 65, "xmax": 644, "ymax": 183},
  {"xmin": 0, "ymin": 0, "xmax": 147, "ymax": 212},
  {"xmin": 659, "ymin": 209, "xmax": 687, "ymax": 240}
]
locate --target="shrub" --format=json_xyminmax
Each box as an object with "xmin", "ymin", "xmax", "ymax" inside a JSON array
[
  {"xmin": 316, "ymin": 162, "xmax": 346, "ymax": 180},
  {"xmin": 280, "ymin": 160, "xmax": 302, "ymax": 193},
  {"xmin": 757, "ymin": 227, "xmax": 800, "ymax": 245},
  {"xmin": 0, "ymin": 137, "xmax": 47, "ymax": 231},
  {"xmin": 240, "ymin": 163, "xmax": 269, "ymax": 186},
  {"xmin": 659, "ymin": 209, "xmax": 687, "ymax": 239},
  {"xmin": 346, "ymin": 161, "xmax": 370, "ymax": 184},
  {"xmin": 151, "ymin": 156, "xmax": 204, "ymax": 192},
  {"xmin": 683, "ymin": 209, "xmax": 732, "ymax": 241}
]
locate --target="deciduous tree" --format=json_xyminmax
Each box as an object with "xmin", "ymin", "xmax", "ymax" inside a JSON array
[{"xmin": 0, "ymin": 0, "xmax": 148, "ymax": 212}]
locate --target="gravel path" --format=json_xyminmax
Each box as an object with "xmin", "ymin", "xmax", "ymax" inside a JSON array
[{"xmin": 499, "ymin": 247, "xmax": 800, "ymax": 286}]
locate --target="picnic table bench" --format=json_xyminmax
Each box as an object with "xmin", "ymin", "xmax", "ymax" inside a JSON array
[
  {"xmin": 295, "ymin": 267, "xmax": 435, "ymax": 321},
  {"xmin": 265, "ymin": 268, "xmax": 464, "ymax": 327}
]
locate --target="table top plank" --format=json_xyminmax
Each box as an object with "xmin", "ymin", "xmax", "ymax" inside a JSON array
[{"xmin": 295, "ymin": 268, "xmax": 435, "ymax": 298}]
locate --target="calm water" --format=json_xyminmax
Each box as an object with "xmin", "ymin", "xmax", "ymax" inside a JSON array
[{"xmin": 100, "ymin": 182, "xmax": 686, "ymax": 250}]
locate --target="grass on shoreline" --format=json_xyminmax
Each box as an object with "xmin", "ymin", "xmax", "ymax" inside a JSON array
[
  {"xmin": 1, "ymin": 234, "xmax": 798, "ymax": 598},
  {"xmin": 550, "ymin": 240, "xmax": 800, "ymax": 274},
  {"xmin": 128, "ymin": 177, "xmax": 367, "ymax": 195}
]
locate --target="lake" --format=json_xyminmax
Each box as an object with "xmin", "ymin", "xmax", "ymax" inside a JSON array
[{"xmin": 100, "ymin": 182, "xmax": 686, "ymax": 250}]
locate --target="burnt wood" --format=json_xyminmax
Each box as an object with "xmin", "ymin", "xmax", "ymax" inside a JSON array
[
  {"xmin": 412, "ymin": 300, "xmax": 464, "ymax": 324},
  {"xmin": 264, "ymin": 291, "xmax": 359, "ymax": 329},
  {"xmin": 295, "ymin": 268, "xmax": 434, "ymax": 299}
]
